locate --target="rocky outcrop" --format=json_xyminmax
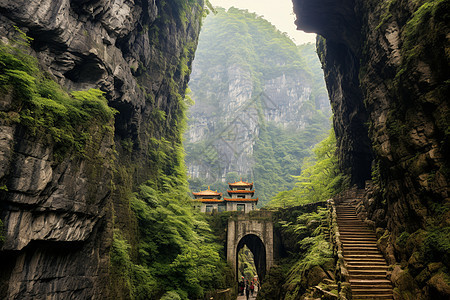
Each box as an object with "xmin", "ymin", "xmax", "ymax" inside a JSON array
[
  {"xmin": 0, "ymin": 0, "xmax": 204, "ymax": 299},
  {"xmin": 185, "ymin": 9, "xmax": 330, "ymax": 196},
  {"xmin": 293, "ymin": 0, "xmax": 449, "ymax": 297}
]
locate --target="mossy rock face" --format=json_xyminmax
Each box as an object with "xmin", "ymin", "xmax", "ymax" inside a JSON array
[
  {"xmin": 415, "ymin": 267, "xmax": 431, "ymax": 285},
  {"xmin": 405, "ymin": 229, "xmax": 427, "ymax": 257},
  {"xmin": 306, "ymin": 266, "xmax": 329, "ymax": 287},
  {"xmin": 391, "ymin": 265, "xmax": 419, "ymax": 293},
  {"xmin": 408, "ymin": 251, "xmax": 425, "ymax": 274},
  {"xmin": 428, "ymin": 272, "xmax": 450, "ymax": 298},
  {"xmin": 427, "ymin": 262, "xmax": 443, "ymax": 273}
]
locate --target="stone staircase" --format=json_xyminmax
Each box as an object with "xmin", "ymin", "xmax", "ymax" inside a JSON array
[{"xmin": 336, "ymin": 197, "xmax": 393, "ymax": 299}]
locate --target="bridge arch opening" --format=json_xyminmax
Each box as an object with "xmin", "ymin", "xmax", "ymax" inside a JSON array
[{"xmin": 236, "ymin": 234, "xmax": 266, "ymax": 281}]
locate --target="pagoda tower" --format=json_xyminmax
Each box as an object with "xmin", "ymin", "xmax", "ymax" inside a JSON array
[
  {"xmin": 224, "ymin": 179, "xmax": 258, "ymax": 212},
  {"xmin": 192, "ymin": 187, "xmax": 224, "ymax": 213}
]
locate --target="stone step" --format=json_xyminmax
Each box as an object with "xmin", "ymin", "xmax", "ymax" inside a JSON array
[
  {"xmin": 335, "ymin": 199, "xmax": 393, "ymax": 299},
  {"xmin": 352, "ymin": 288, "xmax": 393, "ymax": 295},
  {"xmin": 345, "ymin": 251, "xmax": 382, "ymax": 256},
  {"xmin": 344, "ymin": 250, "xmax": 381, "ymax": 255},
  {"xmin": 342, "ymin": 241, "xmax": 378, "ymax": 246},
  {"xmin": 348, "ymin": 269, "xmax": 387, "ymax": 276},
  {"xmin": 351, "ymin": 295, "xmax": 393, "ymax": 299},
  {"xmin": 339, "ymin": 231, "xmax": 375, "ymax": 235},
  {"xmin": 341, "ymin": 235, "xmax": 377, "ymax": 238},
  {"xmin": 341, "ymin": 241, "xmax": 378, "ymax": 245},
  {"xmin": 343, "ymin": 245, "xmax": 379, "ymax": 250},
  {"xmin": 351, "ymin": 284, "xmax": 393, "ymax": 290},
  {"xmin": 346, "ymin": 258, "xmax": 386, "ymax": 263},
  {"xmin": 350, "ymin": 274, "xmax": 388, "ymax": 280},
  {"xmin": 340, "ymin": 233, "xmax": 375, "ymax": 237},
  {"xmin": 349, "ymin": 279, "xmax": 392, "ymax": 285},
  {"xmin": 338, "ymin": 225, "xmax": 372, "ymax": 229},
  {"xmin": 347, "ymin": 261, "xmax": 387, "ymax": 266},
  {"xmin": 337, "ymin": 221, "xmax": 363, "ymax": 224},
  {"xmin": 341, "ymin": 236, "xmax": 377, "ymax": 240},
  {"xmin": 345, "ymin": 254, "xmax": 385, "ymax": 259}
]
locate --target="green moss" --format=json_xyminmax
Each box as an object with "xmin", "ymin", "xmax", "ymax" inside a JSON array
[
  {"xmin": 0, "ymin": 42, "xmax": 117, "ymax": 159},
  {"xmin": 110, "ymin": 229, "xmax": 134, "ymax": 299},
  {"xmin": 397, "ymin": 231, "xmax": 411, "ymax": 249},
  {"xmin": 261, "ymin": 206, "xmax": 333, "ymax": 298},
  {"xmin": 422, "ymin": 226, "xmax": 450, "ymax": 267},
  {"xmin": 376, "ymin": 0, "xmax": 398, "ymax": 30},
  {"xmin": 396, "ymin": 0, "xmax": 449, "ymax": 81}
]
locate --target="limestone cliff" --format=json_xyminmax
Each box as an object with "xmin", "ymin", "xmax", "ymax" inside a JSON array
[
  {"xmin": 0, "ymin": 0, "xmax": 204, "ymax": 299},
  {"xmin": 293, "ymin": 0, "xmax": 449, "ymax": 298},
  {"xmin": 185, "ymin": 8, "xmax": 331, "ymax": 204}
]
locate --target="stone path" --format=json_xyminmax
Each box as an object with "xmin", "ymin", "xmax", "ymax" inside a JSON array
[
  {"xmin": 236, "ymin": 292, "xmax": 257, "ymax": 300},
  {"xmin": 336, "ymin": 198, "xmax": 393, "ymax": 299},
  {"xmin": 236, "ymin": 286, "xmax": 258, "ymax": 300}
]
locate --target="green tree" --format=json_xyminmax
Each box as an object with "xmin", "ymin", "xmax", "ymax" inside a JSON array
[{"xmin": 267, "ymin": 129, "xmax": 349, "ymax": 208}]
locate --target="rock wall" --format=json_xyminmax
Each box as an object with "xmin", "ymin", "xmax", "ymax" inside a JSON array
[
  {"xmin": 185, "ymin": 9, "xmax": 331, "ymax": 194},
  {"xmin": 293, "ymin": 0, "xmax": 449, "ymax": 298},
  {"xmin": 0, "ymin": 0, "xmax": 204, "ymax": 299}
]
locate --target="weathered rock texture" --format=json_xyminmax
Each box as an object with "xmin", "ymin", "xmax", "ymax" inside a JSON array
[
  {"xmin": 293, "ymin": 0, "xmax": 449, "ymax": 298},
  {"xmin": 0, "ymin": 0, "xmax": 204, "ymax": 299},
  {"xmin": 185, "ymin": 9, "xmax": 330, "ymax": 204}
]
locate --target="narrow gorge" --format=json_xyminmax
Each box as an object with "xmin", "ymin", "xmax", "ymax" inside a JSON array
[{"xmin": 0, "ymin": 0, "xmax": 448, "ymax": 299}]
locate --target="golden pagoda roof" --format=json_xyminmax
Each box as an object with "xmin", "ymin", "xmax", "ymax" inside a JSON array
[
  {"xmin": 228, "ymin": 179, "xmax": 253, "ymax": 187},
  {"xmin": 192, "ymin": 186, "xmax": 222, "ymax": 197}
]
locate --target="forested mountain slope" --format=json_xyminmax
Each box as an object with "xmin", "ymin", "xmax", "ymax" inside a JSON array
[{"xmin": 185, "ymin": 8, "xmax": 331, "ymax": 205}]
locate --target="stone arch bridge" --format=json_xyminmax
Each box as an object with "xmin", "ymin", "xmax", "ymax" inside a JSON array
[{"xmin": 226, "ymin": 211, "xmax": 274, "ymax": 280}]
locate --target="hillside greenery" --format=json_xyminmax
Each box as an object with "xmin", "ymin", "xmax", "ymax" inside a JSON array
[
  {"xmin": 258, "ymin": 205, "xmax": 335, "ymax": 299},
  {"xmin": 111, "ymin": 174, "xmax": 234, "ymax": 300},
  {"xmin": 238, "ymin": 245, "xmax": 257, "ymax": 281},
  {"xmin": 186, "ymin": 8, "xmax": 331, "ymax": 205},
  {"xmin": 267, "ymin": 129, "xmax": 349, "ymax": 208}
]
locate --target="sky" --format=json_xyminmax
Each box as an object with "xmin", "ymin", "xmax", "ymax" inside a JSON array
[{"xmin": 208, "ymin": 0, "xmax": 316, "ymax": 45}]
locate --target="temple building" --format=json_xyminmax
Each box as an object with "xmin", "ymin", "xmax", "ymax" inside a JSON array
[
  {"xmin": 192, "ymin": 187, "xmax": 225, "ymax": 213},
  {"xmin": 192, "ymin": 180, "xmax": 258, "ymax": 213}
]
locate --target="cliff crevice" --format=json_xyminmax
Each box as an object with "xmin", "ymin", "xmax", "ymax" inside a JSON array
[{"xmin": 293, "ymin": 0, "xmax": 449, "ymax": 298}]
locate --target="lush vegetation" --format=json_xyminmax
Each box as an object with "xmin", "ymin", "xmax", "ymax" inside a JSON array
[
  {"xmin": 185, "ymin": 8, "xmax": 331, "ymax": 205},
  {"xmin": 111, "ymin": 174, "xmax": 233, "ymax": 299},
  {"xmin": 238, "ymin": 245, "xmax": 257, "ymax": 281},
  {"xmin": 0, "ymin": 33, "xmax": 116, "ymax": 159},
  {"xmin": 267, "ymin": 129, "xmax": 349, "ymax": 208},
  {"xmin": 107, "ymin": 4, "xmax": 237, "ymax": 299},
  {"xmin": 257, "ymin": 205, "xmax": 335, "ymax": 299},
  {"xmin": 0, "ymin": 24, "xmax": 233, "ymax": 300}
]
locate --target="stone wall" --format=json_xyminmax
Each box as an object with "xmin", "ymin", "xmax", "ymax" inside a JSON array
[{"xmin": 226, "ymin": 211, "xmax": 274, "ymax": 280}]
